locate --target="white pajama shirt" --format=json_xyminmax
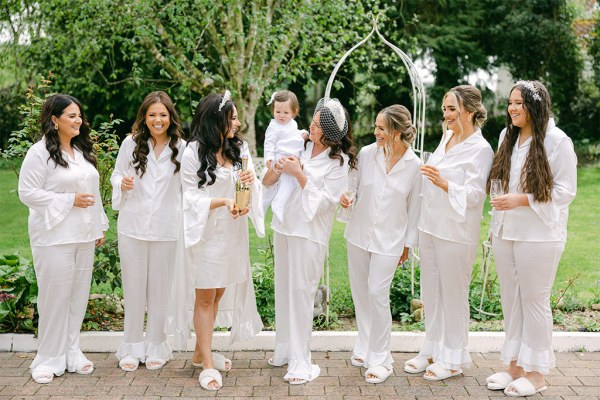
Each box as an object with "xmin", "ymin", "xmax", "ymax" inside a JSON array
[
  {"xmin": 418, "ymin": 129, "xmax": 493, "ymax": 370},
  {"xmin": 491, "ymin": 119, "xmax": 577, "ymax": 374},
  {"xmin": 19, "ymin": 138, "xmax": 108, "ymax": 376},
  {"xmin": 110, "ymin": 135, "xmax": 186, "ymax": 362},
  {"xmin": 344, "ymin": 144, "xmax": 422, "ymax": 369},
  {"xmin": 270, "ymin": 142, "xmax": 349, "ymax": 382}
]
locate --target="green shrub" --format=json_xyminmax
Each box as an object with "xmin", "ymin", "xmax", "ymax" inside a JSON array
[
  {"xmin": 93, "ymin": 237, "xmax": 122, "ymax": 293},
  {"xmin": 0, "ymin": 253, "xmax": 38, "ymax": 333},
  {"xmin": 390, "ymin": 263, "xmax": 421, "ymax": 320},
  {"xmin": 252, "ymin": 235, "xmax": 275, "ymax": 328}
]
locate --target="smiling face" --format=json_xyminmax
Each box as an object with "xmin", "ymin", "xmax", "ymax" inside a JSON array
[
  {"xmin": 273, "ymin": 100, "xmax": 295, "ymax": 124},
  {"xmin": 309, "ymin": 111, "xmax": 324, "ymax": 144},
  {"xmin": 374, "ymin": 113, "xmax": 393, "ymax": 147},
  {"xmin": 52, "ymin": 102, "xmax": 82, "ymax": 142},
  {"xmin": 442, "ymin": 92, "xmax": 472, "ymax": 134},
  {"xmin": 508, "ymin": 89, "xmax": 532, "ymax": 131},
  {"xmin": 145, "ymin": 102, "xmax": 170, "ymax": 138},
  {"xmin": 226, "ymin": 105, "xmax": 241, "ymax": 138}
]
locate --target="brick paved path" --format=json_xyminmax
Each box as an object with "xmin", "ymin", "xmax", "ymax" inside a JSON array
[{"xmin": 1, "ymin": 351, "xmax": 599, "ymax": 399}]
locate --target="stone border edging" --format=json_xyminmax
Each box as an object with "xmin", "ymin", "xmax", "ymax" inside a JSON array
[{"xmin": 2, "ymin": 331, "xmax": 599, "ymax": 353}]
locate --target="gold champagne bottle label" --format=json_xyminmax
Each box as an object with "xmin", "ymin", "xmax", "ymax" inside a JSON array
[{"xmin": 235, "ymin": 155, "xmax": 251, "ymax": 209}]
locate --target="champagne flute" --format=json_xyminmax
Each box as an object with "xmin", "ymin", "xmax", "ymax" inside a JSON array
[
  {"xmin": 490, "ymin": 179, "xmax": 503, "ymax": 200},
  {"xmin": 124, "ymin": 162, "xmax": 135, "ymax": 199},
  {"xmin": 337, "ymin": 176, "xmax": 357, "ymax": 223},
  {"xmin": 422, "ymin": 151, "xmax": 433, "ymax": 165}
]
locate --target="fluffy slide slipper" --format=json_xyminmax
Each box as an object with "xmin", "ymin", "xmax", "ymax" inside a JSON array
[
  {"xmin": 423, "ymin": 362, "xmax": 463, "ymax": 381},
  {"xmin": 75, "ymin": 360, "xmax": 94, "ymax": 375},
  {"xmin": 351, "ymin": 355, "xmax": 365, "ymax": 367},
  {"xmin": 365, "ymin": 365, "xmax": 394, "ymax": 384},
  {"xmin": 119, "ymin": 356, "xmax": 139, "ymax": 372},
  {"xmin": 199, "ymin": 368, "xmax": 222, "ymax": 391},
  {"xmin": 145, "ymin": 358, "xmax": 166, "ymax": 370},
  {"xmin": 486, "ymin": 371, "xmax": 514, "ymax": 390},
  {"xmin": 31, "ymin": 368, "xmax": 54, "ymax": 384},
  {"xmin": 404, "ymin": 355, "xmax": 430, "ymax": 374},
  {"xmin": 504, "ymin": 377, "xmax": 547, "ymax": 397},
  {"xmin": 192, "ymin": 353, "xmax": 231, "ymax": 371}
]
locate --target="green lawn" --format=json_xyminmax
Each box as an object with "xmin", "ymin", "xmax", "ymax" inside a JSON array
[{"xmin": 2, "ymin": 167, "xmax": 599, "ymax": 302}]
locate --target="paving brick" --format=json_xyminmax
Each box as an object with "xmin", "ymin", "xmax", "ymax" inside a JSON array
[{"xmin": 558, "ymin": 367, "xmax": 597, "ymax": 377}]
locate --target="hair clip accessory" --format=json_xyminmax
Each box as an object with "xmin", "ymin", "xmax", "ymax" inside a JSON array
[
  {"xmin": 218, "ymin": 90, "xmax": 231, "ymax": 111},
  {"xmin": 515, "ymin": 80, "xmax": 541, "ymax": 101},
  {"xmin": 267, "ymin": 92, "xmax": 277, "ymax": 106}
]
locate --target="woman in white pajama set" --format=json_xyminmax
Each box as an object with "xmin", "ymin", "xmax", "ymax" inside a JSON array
[
  {"xmin": 405, "ymin": 85, "xmax": 493, "ymax": 381},
  {"xmin": 111, "ymin": 91, "xmax": 186, "ymax": 371},
  {"xmin": 486, "ymin": 81, "xmax": 577, "ymax": 397},
  {"xmin": 19, "ymin": 94, "xmax": 108, "ymax": 384},
  {"xmin": 342, "ymin": 105, "xmax": 421, "ymax": 383},
  {"xmin": 180, "ymin": 92, "xmax": 264, "ymax": 391},
  {"xmin": 263, "ymin": 98, "xmax": 356, "ymax": 385}
]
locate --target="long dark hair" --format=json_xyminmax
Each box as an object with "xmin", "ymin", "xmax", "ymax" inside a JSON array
[
  {"xmin": 131, "ymin": 91, "xmax": 183, "ymax": 177},
  {"xmin": 41, "ymin": 94, "xmax": 96, "ymax": 168},
  {"xmin": 189, "ymin": 93, "xmax": 243, "ymax": 187},
  {"xmin": 308, "ymin": 108, "xmax": 357, "ymax": 170},
  {"xmin": 487, "ymin": 80, "xmax": 553, "ymax": 202}
]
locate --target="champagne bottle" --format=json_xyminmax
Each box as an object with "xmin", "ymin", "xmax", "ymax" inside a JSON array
[{"xmin": 235, "ymin": 156, "xmax": 251, "ymax": 209}]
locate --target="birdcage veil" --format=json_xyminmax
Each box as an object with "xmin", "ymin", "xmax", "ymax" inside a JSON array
[{"xmin": 313, "ymin": 98, "xmax": 348, "ymax": 142}]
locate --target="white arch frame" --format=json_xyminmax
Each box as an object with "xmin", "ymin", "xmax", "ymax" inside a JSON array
[{"xmin": 321, "ymin": 13, "xmax": 427, "ymax": 321}]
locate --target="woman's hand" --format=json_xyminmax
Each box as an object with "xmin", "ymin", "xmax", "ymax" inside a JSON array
[
  {"xmin": 397, "ymin": 246, "xmax": 410, "ymax": 266},
  {"xmin": 421, "ymin": 165, "xmax": 449, "ymax": 192},
  {"xmin": 340, "ymin": 193, "xmax": 353, "ymax": 209},
  {"xmin": 280, "ymin": 156, "xmax": 302, "ymax": 175},
  {"xmin": 238, "ymin": 169, "xmax": 255, "ymax": 186},
  {"xmin": 74, "ymin": 193, "xmax": 95, "ymax": 208},
  {"xmin": 95, "ymin": 234, "xmax": 106, "ymax": 247},
  {"xmin": 121, "ymin": 176, "xmax": 135, "ymax": 191},
  {"xmin": 490, "ymin": 193, "xmax": 529, "ymax": 211},
  {"xmin": 224, "ymin": 198, "xmax": 240, "ymax": 219}
]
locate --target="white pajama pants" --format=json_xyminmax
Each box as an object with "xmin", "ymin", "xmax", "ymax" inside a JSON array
[
  {"xmin": 493, "ymin": 233, "xmax": 564, "ymax": 375},
  {"xmin": 347, "ymin": 242, "xmax": 399, "ymax": 368},
  {"xmin": 30, "ymin": 241, "xmax": 95, "ymax": 375},
  {"xmin": 272, "ymin": 232, "xmax": 326, "ymax": 382},
  {"xmin": 116, "ymin": 234, "xmax": 175, "ymax": 362},
  {"xmin": 418, "ymin": 231, "xmax": 476, "ymax": 370}
]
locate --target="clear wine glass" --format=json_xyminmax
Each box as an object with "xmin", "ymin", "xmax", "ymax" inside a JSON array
[
  {"xmin": 337, "ymin": 176, "xmax": 358, "ymax": 223},
  {"xmin": 422, "ymin": 151, "xmax": 433, "ymax": 164},
  {"xmin": 490, "ymin": 179, "xmax": 503, "ymax": 200}
]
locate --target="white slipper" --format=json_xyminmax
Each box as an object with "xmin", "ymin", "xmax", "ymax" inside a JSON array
[
  {"xmin": 192, "ymin": 353, "xmax": 231, "ymax": 371},
  {"xmin": 119, "ymin": 356, "xmax": 139, "ymax": 372},
  {"xmin": 199, "ymin": 368, "xmax": 222, "ymax": 391},
  {"xmin": 31, "ymin": 368, "xmax": 54, "ymax": 384},
  {"xmin": 286, "ymin": 377, "xmax": 308, "ymax": 385},
  {"xmin": 365, "ymin": 365, "xmax": 393, "ymax": 384},
  {"xmin": 404, "ymin": 355, "xmax": 429, "ymax": 373},
  {"xmin": 268, "ymin": 357, "xmax": 287, "ymax": 367},
  {"xmin": 486, "ymin": 371, "xmax": 514, "ymax": 390},
  {"xmin": 423, "ymin": 362, "xmax": 462, "ymax": 381},
  {"xmin": 350, "ymin": 355, "xmax": 364, "ymax": 367},
  {"xmin": 504, "ymin": 377, "xmax": 547, "ymax": 397},
  {"xmin": 145, "ymin": 358, "xmax": 166, "ymax": 370},
  {"xmin": 75, "ymin": 360, "xmax": 94, "ymax": 375}
]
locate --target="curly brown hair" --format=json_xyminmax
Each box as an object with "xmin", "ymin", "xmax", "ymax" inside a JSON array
[
  {"xmin": 41, "ymin": 94, "xmax": 96, "ymax": 168},
  {"xmin": 487, "ymin": 80, "xmax": 553, "ymax": 202},
  {"xmin": 131, "ymin": 91, "xmax": 183, "ymax": 177}
]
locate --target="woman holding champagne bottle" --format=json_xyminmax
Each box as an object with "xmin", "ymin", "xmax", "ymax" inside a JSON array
[
  {"xmin": 263, "ymin": 98, "xmax": 356, "ymax": 385},
  {"xmin": 180, "ymin": 91, "xmax": 264, "ymax": 390},
  {"xmin": 340, "ymin": 105, "xmax": 422, "ymax": 383},
  {"xmin": 406, "ymin": 85, "xmax": 493, "ymax": 380},
  {"xmin": 485, "ymin": 80, "xmax": 577, "ymax": 397}
]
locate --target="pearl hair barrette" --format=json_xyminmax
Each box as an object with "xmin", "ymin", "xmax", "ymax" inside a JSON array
[
  {"xmin": 218, "ymin": 90, "xmax": 231, "ymax": 111},
  {"xmin": 515, "ymin": 80, "xmax": 541, "ymax": 102}
]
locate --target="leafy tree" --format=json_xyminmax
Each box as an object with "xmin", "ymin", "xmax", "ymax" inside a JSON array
[{"xmin": 16, "ymin": 0, "xmax": 376, "ymax": 154}]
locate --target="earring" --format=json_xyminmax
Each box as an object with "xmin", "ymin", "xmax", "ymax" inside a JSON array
[
  {"xmin": 54, "ymin": 124, "xmax": 58, "ymax": 130},
  {"xmin": 467, "ymin": 116, "xmax": 472, "ymax": 122},
  {"xmin": 394, "ymin": 136, "xmax": 400, "ymax": 142}
]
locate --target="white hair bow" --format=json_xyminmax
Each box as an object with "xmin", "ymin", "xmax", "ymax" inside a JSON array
[{"xmin": 267, "ymin": 91, "xmax": 277, "ymax": 106}]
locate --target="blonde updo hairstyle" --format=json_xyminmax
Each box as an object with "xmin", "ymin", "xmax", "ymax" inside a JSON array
[
  {"xmin": 442, "ymin": 85, "xmax": 487, "ymax": 136},
  {"xmin": 377, "ymin": 104, "xmax": 416, "ymax": 163}
]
